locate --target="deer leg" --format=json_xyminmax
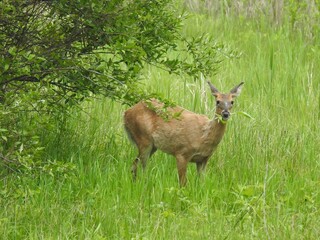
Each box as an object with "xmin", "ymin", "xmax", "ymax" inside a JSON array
[
  {"xmin": 176, "ymin": 155, "xmax": 188, "ymax": 187},
  {"xmin": 131, "ymin": 143, "xmax": 155, "ymax": 181},
  {"xmin": 131, "ymin": 157, "xmax": 140, "ymax": 181},
  {"xmin": 196, "ymin": 159, "xmax": 208, "ymax": 176},
  {"xmin": 141, "ymin": 145, "xmax": 157, "ymax": 170}
]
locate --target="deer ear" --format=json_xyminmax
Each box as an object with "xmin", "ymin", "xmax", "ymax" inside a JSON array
[
  {"xmin": 230, "ymin": 82, "xmax": 244, "ymax": 97},
  {"xmin": 207, "ymin": 81, "xmax": 220, "ymax": 97}
]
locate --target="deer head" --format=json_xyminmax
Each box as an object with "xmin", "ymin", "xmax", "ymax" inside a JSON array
[{"xmin": 208, "ymin": 81, "xmax": 244, "ymax": 121}]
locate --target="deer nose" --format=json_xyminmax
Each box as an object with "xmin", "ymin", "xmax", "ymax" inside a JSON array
[{"xmin": 221, "ymin": 111, "xmax": 230, "ymax": 120}]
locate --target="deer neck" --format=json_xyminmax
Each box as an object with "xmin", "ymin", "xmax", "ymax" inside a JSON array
[{"xmin": 206, "ymin": 117, "xmax": 227, "ymax": 146}]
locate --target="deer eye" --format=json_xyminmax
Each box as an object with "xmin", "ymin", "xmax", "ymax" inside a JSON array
[
  {"xmin": 231, "ymin": 101, "xmax": 234, "ymax": 105},
  {"xmin": 216, "ymin": 100, "xmax": 220, "ymax": 105}
]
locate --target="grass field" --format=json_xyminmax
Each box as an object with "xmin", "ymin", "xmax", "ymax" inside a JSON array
[{"xmin": 1, "ymin": 11, "xmax": 320, "ymax": 240}]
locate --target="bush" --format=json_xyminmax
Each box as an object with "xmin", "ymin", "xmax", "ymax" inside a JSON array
[{"xmin": 0, "ymin": 0, "xmax": 226, "ymax": 175}]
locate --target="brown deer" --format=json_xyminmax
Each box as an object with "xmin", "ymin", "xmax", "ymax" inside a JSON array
[{"xmin": 124, "ymin": 81, "xmax": 244, "ymax": 186}]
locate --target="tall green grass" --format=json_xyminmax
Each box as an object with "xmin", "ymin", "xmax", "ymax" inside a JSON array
[{"xmin": 1, "ymin": 14, "xmax": 320, "ymax": 239}]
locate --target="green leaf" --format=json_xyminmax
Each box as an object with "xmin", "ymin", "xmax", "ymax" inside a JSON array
[
  {"xmin": 19, "ymin": 143, "xmax": 24, "ymax": 153},
  {"xmin": 1, "ymin": 136, "xmax": 8, "ymax": 142},
  {"xmin": 242, "ymin": 186, "xmax": 255, "ymax": 197},
  {"xmin": 4, "ymin": 64, "xmax": 9, "ymax": 72},
  {"xmin": 235, "ymin": 111, "xmax": 255, "ymax": 120},
  {"xmin": 8, "ymin": 46, "xmax": 17, "ymax": 56}
]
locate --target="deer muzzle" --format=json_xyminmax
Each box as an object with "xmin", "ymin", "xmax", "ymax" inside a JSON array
[{"xmin": 221, "ymin": 110, "xmax": 230, "ymax": 121}]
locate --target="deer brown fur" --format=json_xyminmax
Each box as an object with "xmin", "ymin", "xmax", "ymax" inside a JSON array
[{"xmin": 124, "ymin": 81, "xmax": 244, "ymax": 186}]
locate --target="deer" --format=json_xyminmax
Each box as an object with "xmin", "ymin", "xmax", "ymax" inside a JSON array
[{"xmin": 123, "ymin": 81, "xmax": 244, "ymax": 186}]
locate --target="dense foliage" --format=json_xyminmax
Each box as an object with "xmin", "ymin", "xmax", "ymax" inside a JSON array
[
  {"xmin": 0, "ymin": 0, "xmax": 224, "ymax": 174},
  {"xmin": 0, "ymin": 0, "xmax": 223, "ymax": 106}
]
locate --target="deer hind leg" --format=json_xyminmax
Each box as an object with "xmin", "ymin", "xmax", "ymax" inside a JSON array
[
  {"xmin": 131, "ymin": 141, "xmax": 157, "ymax": 181},
  {"xmin": 196, "ymin": 159, "xmax": 208, "ymax": 176}
]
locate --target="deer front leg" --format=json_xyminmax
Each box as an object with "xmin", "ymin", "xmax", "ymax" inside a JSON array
[{"xmin": 176, "ymin": 155, "xmax": 188, "ymax": 187}]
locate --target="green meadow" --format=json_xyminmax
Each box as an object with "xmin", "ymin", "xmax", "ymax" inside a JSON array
[{"xmin": 2, "ymin": 8, "xmax": 320, "ymax": 240}]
